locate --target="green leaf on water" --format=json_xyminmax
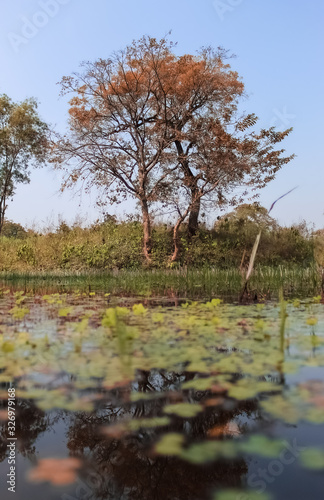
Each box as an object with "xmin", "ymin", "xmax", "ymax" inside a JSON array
[
  {"xmin": 102, "ymin": 307, "xmax": 129, "ymax": 327},
  {"xmin": 132, "ymin": 303, "xmax": 147, "ymax": 315},
  {"xmin": 180, "ymin": 441, "xmax": 237, "ymax": 464},
  {"xmin": 128, "ymin": 417, "xmax": 170, "ymax": 431},
  {"xmin": 239, "ymin": 435, "xmax": 286, "ymax": 458},
  {"xmin": 299, "ymin": 448, "xmax": 324, "ymax": 470},
  {"xmin": 205, "ymin": 298, "xmax": 222, "ymax": 309},
  {"xmin": 228, "ymin": 384, "xmax": 258, "ymax": 400},
  {"xmin": 151, "ymin": 312, "xmax": 164, "ymax": 323},
  {"xmin": 182, "ymin": 377, "xmax": 216, "ymax": 391},
  {"xmin": 58, "ymin": 307, "xmax": 73, "ymax": 317},
  {"xmin": 229, "ymin": 379, "xmax": 281, "ymax": 401},
  {"xmin": 155, "ymin": 433, "xmax": 185, "ymax": 456},
  {"xmin": 214, "ymin": 489, "xmax": 272, "ymax": 500},
  {"xmin": 129, "ymin": 392, "xmax": 163, "ymax": 402},
  {"xmin": 305, "ymin": 407, "xmax": 324, "ymax": 424},
  {"xmin": 163, "ymin": 403, "xmax": 203, "ymax": 418},
  {"xmin": 1, "ymin": 342, "xmax": 15, "ymax": 353},
  {"xmin": 261, "ymin": 395, "xmax": 300, "ymax": 424}
]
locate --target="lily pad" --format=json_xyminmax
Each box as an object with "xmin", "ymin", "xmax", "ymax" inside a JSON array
[
  {"xmin": 214, "ymin": 489, "xmax": 272, "ymax": 500},
  {"xmin": 163, "ymin": 403, "xmax": 203, "ymax": 418},
  {"xmin": 299, "ymin": 448, "xmax": 324, "ymax": 470},
  {"xmin": 155, "ymin": 433, "xmax": 185, "ymax": 456}
]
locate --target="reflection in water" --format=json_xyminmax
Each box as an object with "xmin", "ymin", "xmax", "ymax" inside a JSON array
[
  {"xmin": 0, "ymin": 366, "xmax": 323, "ymax": 500},
  {"xmin": 0, "ymin": 389, "xmax": 49, "ymax": 463},
  {"xmin": 1, "ymin": 293, "xmax": 324, "ymax": 500},
  {"xmin": 0, "ymin": 370, "xmax": 256, "ymax": 500}
]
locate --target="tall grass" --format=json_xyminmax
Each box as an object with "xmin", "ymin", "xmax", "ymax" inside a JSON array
[{"xmin": 0, "ymin": 265, "xmax": 320, "ymax": 299}]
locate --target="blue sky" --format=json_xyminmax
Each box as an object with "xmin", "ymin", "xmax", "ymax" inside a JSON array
[{"xmin": 1, "ymin": 0, "xmax": 323, "ymax": 229}]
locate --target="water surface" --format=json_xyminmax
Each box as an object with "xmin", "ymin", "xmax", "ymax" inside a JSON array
[{"xmin": 0, "ymin": 291, "xmax": 324, "ymax": 500}]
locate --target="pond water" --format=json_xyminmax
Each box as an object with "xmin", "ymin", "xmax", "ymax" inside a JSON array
[{"xmin": 0, "ymin": 290, "xmax": 324, "ymax": 500}]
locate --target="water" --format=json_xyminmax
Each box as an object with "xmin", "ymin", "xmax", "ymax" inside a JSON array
[{"xmin": 0, "ymin": 290, "xmax": 324, "ymax": 499}]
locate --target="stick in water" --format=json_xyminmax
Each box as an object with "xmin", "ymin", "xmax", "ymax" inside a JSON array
[{"xmin": 240, "ymin": 186, "xmax": 298, "ymax": 300}]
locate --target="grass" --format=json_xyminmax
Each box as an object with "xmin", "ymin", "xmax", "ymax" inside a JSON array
[{"xmin": 0, "ymin": 265, "xmax": 321, "ymax": 299}]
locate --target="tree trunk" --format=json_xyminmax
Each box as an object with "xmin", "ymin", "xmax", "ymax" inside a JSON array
[
  {"xmin": 188, "ymin": 190, "xmax": 201, "ymax": 239},
  {"xmin": 170, "ymin": 203, "xmax": 194, "ymax": 263},
  {"xmin": 140, "ymin": 199, "xmax": 152, "ymax": 262},
  {"xmin": 170, "ymin": 220, "xmax": 182, "ymax": 262},
  {"xmin": 0, "ymin": 196, "xmax": 6, "ymax": 235},
  {"xmin": 174, "ymin": 140, "xmax": 201, "ymax": 239}
]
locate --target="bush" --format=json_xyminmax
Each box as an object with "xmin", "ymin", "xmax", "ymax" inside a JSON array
[
  {"xmin": 1, "ymin": 220, "xmax": 27, "ymax": 239},
  {"xmin": 0, "ymin": 208, "xmax": 317, "ymax": 272}
]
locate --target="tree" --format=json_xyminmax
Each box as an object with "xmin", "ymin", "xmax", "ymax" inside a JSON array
[
  {"xmin": 215, "ymin": 203, "xmax": 278, "ymax": 267},
  {"xmin": 0, "ymin": 95, "xmax": 48, "ymax": 234},
  {"xmin": 215, "ymin": 203, "xmax": 278, "ymax": 232},
  {"xmin": 1, "ymin": 219, "xmax": 27, "ymax": 238},
  {"xmin": 55, "ymin": 36, "xmax": 294, "ymax": 262},
  {"xmin": 142, "ymin": 47, "xmax": 294, "ymax": 260},
  {"xmin": 55, "ymin": 36, "xmax": 178, "ymax": 262}
]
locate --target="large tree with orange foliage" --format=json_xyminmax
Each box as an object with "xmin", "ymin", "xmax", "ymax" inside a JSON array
[
  {"xmin": 55, "ymin": 36, "xmax": 178, "ymax": 262},
  {"xmin": 54, "ymin": 35, "xmax": 294, "ymax": 262}
]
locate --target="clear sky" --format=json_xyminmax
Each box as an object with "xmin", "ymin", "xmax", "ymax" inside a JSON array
[{"xmin": 1, "ymin": 0, "xmax": 323, "ymax": 230}]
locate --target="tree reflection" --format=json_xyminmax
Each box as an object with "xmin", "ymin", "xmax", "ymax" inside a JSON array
[
  {"xmin": 0, "ymin": 392, "xmax": 60, "ymax": 464},
  {"xmin": 64, "ymin": 368, "xmax": 258, "ymax": 500},
  {"xmin": 0, "ymin": 368, "xmax": 267, "ymax": 500}
]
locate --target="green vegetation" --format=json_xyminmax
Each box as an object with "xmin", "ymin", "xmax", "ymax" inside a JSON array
[
  {"xmin": 0, "ymin": 204, "xmax": 317, "ymax": 272},
  {"xmin": 0, "ymin": 266, "xmax": 321, "ymax": 299},
  {"xmin": 0, "ymin": 94, "xmax": 49, "ymax": 233},
  {"xmin": 1, "ymin": 203, "xmax": 322, "ymax": 298}
]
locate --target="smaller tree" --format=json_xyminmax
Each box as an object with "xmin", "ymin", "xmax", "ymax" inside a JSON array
[
  {"xmin": 0, "ymin": 94, "xmax": 48, "ymax": 234},
  {"xmin": 1, "ymin": 219, "xmax": 27, "ymax": 238},
  {"xmin": 215, "ymin": 203, "xmax": 278, "ymax": 232}
]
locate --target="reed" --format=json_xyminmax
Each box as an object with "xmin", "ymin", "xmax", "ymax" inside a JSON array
[{"xmin": 0, "ymin": 265, "xmax": 320, "ymax": 299}]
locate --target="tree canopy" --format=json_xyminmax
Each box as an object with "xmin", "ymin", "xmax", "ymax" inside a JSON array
[
  {"xmin": 0, "ymin": 94, "xmax": 48, "ymax": 233},
  {"xmin": 54, "ymin": 35, "xmax": 294, "ymax": 262}
]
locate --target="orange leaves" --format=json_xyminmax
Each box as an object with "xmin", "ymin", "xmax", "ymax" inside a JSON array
[
  {"xmin": 68, "ymin": 106, "xmax": 97, "ymax": 129},
  {"xmin": 27, "ymin": 457, "xmax": 82, "ymax": 486},
  {"xmin": 69, "ymin": 96, "xmax": 88, "ymax": 107},
  {"xmin": 207, "ymin": 421, "xmax": 241, "ymax": 438},
  {"xmin": 101, "ymin": 423, "xmax": 127, "ymax": 439},
  {"xmin": 204, "ymin": 397, "xmax": 225, "ymax": 407}
]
